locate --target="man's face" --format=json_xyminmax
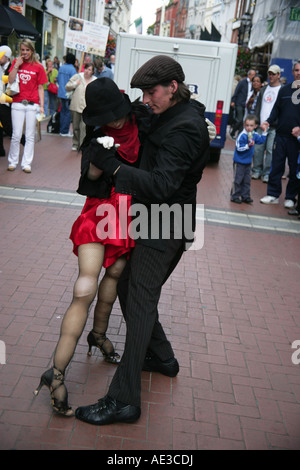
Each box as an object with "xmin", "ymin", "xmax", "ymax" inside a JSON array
[
  {"xmin": 142, "ymin": 82, "xmax": 177, "ymax": 114},
  {"xmin": 268, "ymin": 71, "xmax": 280, "ymax": 86},
  {"xmin": 292, "ymin": 64, "xmax": 300, "ymax": 82},
  {"xmin": 248, "ymin": 70, "xmax": 256, "ymax": 81}
]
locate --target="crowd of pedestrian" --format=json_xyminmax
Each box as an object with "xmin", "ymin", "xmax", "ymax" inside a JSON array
[
  {"xmin": 229, "ymin": 62, "xmax": 300, "ymax": 218},
  {"xmin": 0, "ymin": 43, "xmax": 116, "ymax": 170},
  {"xmin": 0, "ymin": 38, "xmax": 299, "ymax": 217}
]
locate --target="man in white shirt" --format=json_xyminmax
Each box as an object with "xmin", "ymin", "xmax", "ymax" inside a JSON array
[{"xmin": 252, "ymin": 64, "xmax": 282, "ymax": 181}]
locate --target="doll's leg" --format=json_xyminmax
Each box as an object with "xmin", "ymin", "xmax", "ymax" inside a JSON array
[
  {"xmin": 53, "ymin": 243, "xmax": 105, "ymax": 373},
  {"xmin": 34, "ymin": 243, "xmax": 105, "ymax": 415}
]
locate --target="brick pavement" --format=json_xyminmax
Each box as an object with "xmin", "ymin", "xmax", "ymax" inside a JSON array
[{"xmin": 0, "ymin": 126, "xmax": 300, "ymax": 451}]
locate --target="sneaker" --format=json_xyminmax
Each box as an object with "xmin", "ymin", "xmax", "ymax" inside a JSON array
[
  {"xmin": 284, "ymin": 199, "xmax": 294, "ymax": 208},
  {"xmin": 22, "ymin": 167, "xmax": 31, "ymax": 174},
  {"xmin": 251, "ymin": 173, "xmax": 260, "ymax": 180},
  {"xmin": 60, "ymin": 132, "xmax": 73, "ymax": 137},
  {"xmin": 7, "ymin": 165, "xmax": 16, "ymax": 171},
  {"xmin": 72, "ymin": 146, "xmax": 78, "ymax": 151},
  {"xmin": 260, "ymin": 195, "xmax": 279, "ymax": 204},
  {"xmin": 288, "ymin": 209, "xmax": 299, "ymax": 216},
  {"xmin": 262, "ymin": 175, "xmax": 269, "ymax": 183}
]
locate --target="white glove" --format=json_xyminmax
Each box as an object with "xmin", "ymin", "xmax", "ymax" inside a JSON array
[
  {"xmin": 205, "ymin": 118, "xmax": 217, "ymax": 142},
  {"xmin": 97, "ymin": 136, "xmax": 115, "ymax": 149}
]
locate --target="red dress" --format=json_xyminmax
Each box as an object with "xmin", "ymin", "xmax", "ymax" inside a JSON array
[{"xmin": 69, "ymin": 118, "xmax": 140, "ymax": 268}]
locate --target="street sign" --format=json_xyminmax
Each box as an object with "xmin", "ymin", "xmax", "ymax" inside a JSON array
[{"xmin": 65, "ymin": 16, "xmax": 109, "ymax": 57}]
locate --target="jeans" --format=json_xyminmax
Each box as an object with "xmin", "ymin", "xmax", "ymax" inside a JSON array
[
  {"xmin": 231, "ymin": 162, "xmax": 251, "ymax": 199},
  {"xmin": 48, "ymin": 91, "xmax": 58, "ymax": 117},
  {"xmin": 252, "ymin": 128, "xmax": 276, "ymax": 177},
  {"xmin": 8, "ymin": 102, "xmax": 38, "ymax": 169},
  {"xmin": 59, "ymin": 98, "xmax": 71, "ymax": 134},
  {"xmin": 44, "ymin": 89, "xmax": 49, "ymax": 116}
]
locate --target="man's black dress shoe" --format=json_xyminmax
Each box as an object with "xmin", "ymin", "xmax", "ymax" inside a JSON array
[
  {"xmin": 75, "ymin": 395, "xmax": 141, "ymax": 425},
  {"xmin": 142, "ymin": 353, "xmax": 179, "ymax": 377},
  {"xmin": 242, "ymin": 197, "xmax": 253, "ymax": 204}
]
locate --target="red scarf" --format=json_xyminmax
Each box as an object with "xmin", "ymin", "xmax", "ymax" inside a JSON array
[{"xmin": 101, "ymin": 116, "xmax": 140, "ymax": 163}]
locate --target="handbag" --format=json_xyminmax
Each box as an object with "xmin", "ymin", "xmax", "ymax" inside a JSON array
[
  {"xmin": 6, "ymin": 74, "xmax": 20, "ymax": 96},
  {"xmin": 48, "ymin": 82, "xmax": 58, "ymax": 95}
]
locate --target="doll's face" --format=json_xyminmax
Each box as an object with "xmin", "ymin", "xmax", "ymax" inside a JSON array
[{"xmin": 106, "ymin": 116, "xmax": 128, "ymax": 129}]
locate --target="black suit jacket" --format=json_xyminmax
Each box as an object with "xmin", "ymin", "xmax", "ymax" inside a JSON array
[
  {"xmin": 114, "ymin": 100, "xmax": 209, "ymax": 250},
  {"xmin": 231, "ymin": 77, "xmax": 251, "ymax": 107}
]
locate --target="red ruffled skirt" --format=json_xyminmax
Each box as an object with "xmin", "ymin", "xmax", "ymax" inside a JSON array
[{"xmin": 70, "ymin": 189, "xmax": 135, "ymax": 268}]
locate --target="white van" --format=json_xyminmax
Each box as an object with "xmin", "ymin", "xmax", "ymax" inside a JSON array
[{"xmin": 114, "ymin": 33, "xmax": 238, "ymax": 163}]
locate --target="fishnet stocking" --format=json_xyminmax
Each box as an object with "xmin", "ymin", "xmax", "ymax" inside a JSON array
[{"xmin": 92, "ymin": 255, "xmax": 127, "ymax": 355}]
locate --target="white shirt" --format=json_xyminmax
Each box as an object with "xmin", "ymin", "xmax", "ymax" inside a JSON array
[
  {"xmin": 246, "ymin": 77, "xmax": 253, "ymax": 102},
  {"xmin": 260, "ymin": 84, "xmax": 281, "ymax": 123}
]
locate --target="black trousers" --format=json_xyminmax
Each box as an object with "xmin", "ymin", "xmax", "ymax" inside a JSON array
[
  {"xmin": 108, "ymin": 238, "xmax": 184, "ymax": 406},
  {"xmin": 0, "ymin": 104, "xmax": 13, "ymax": 152},
  {"xmin": 0, "ymin": 104, "xmax": 13, "ymax": 137},
  {"xmin": 0, "ymin": 104, "xmax": 25, "ymax": 151}
]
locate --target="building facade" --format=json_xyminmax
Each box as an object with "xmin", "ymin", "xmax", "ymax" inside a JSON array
[{"xmin": 1, "ymin": 0, "xmax": 132, "ymax": 63}]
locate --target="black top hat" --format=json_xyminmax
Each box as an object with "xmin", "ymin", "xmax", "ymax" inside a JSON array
[{"xmin": 83, "ymin": 77, "xmax": 132, "ymax": 127}]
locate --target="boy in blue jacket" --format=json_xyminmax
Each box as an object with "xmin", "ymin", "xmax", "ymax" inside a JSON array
[{"xmin": 231, "ymin": 115, "xmax": 267, "ymax": 203}]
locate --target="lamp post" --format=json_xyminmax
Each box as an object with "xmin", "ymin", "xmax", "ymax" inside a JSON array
[
  {"xmin": 41, "ymin": 0, "xmax": 48, "ymax": 61},
  {"xmin": 105, "ymin": 0, "xmax": 116, "ymax": 28}
]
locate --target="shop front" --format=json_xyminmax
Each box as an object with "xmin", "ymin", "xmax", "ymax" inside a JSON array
[{"xmin": 25, "ymin": 0, "xmax": 69, "ymax": 63}]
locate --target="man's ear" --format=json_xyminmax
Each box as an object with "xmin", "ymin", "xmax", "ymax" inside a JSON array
[{"xmin": 170, "ymin": 80, "xmax": 178, "ymax": 93}]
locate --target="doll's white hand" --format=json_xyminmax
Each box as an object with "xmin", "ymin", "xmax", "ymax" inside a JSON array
[
  {"xmin": 97, "ymin": 136, "xmax": 115, "ymax": 149},
  {"xmin": 205, "ymin": 118, "xmax": 217, "ymax": 141}
]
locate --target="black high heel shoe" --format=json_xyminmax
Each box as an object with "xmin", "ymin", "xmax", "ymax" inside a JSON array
[
  {"xmin": 33, "ymin": 366, "xmax": 74, "ymax": 417},
  {"xmin": 87, "ymin": 330, "xmax": 121, "ymax": 364}
]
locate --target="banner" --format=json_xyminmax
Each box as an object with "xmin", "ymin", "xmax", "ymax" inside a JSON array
[
  {"xmin": 65, "ymin": 17, "xmax": 109, "ymax": 56},
  {"xmin": 134, "ymin": 17, "xmax": 143, "ymax": 34}
]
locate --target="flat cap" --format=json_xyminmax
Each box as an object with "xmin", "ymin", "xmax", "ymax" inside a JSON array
[{"xmin": 130, "ymin": 55, "xmax": 185, "ymax": 89}]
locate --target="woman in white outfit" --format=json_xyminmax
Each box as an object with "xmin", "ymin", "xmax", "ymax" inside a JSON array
[
  {"xmin": 7, "ymin": 38, "xmax": 47, "ymax": 173},
  {"xmin": 66, "ymin": 62, "xmax": 97, "ymax": 152}
]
